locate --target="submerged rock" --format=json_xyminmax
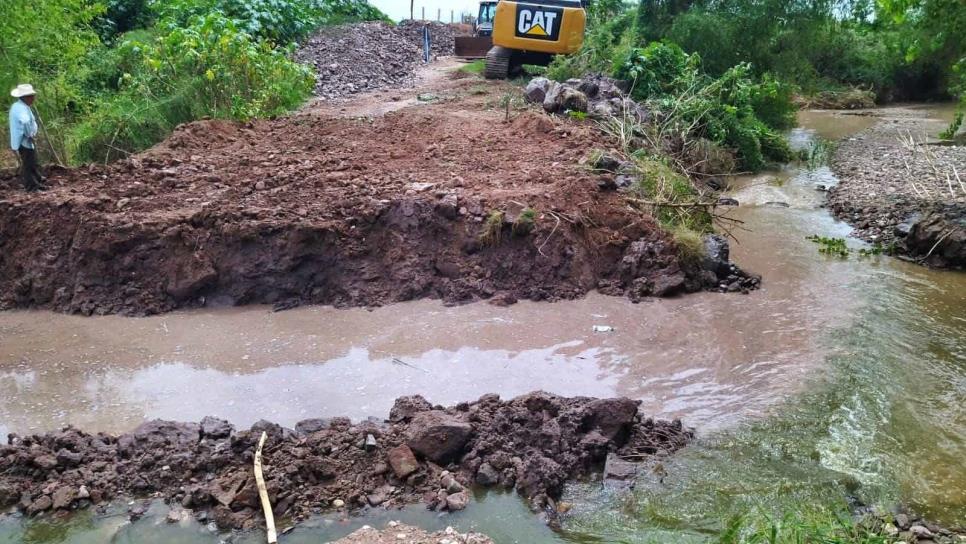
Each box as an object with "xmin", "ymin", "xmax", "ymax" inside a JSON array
[{"xmin": 903, "ymin": 207, "xmax": 965, "ymax": 268}]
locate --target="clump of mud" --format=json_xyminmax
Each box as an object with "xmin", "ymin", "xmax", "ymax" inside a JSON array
[{"xmin": 0, "ymin": 392, "xmax": 692, "ymax": 531}]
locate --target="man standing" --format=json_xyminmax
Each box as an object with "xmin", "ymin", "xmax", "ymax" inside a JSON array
[{"xmin": 9, "ymin": 84, "xmax": 46, "ymax": 192}]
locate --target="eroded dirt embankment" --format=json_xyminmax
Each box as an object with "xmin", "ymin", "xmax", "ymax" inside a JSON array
[
  {"xmin": 0, "ymin": 79, "xmax": 735, "ymax": 316},
  {"xmin": 0, "ymin": 392, "xmax": 692, "ymax": 530}
]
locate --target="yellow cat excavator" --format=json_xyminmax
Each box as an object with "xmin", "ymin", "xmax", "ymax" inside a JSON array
[{"xmin": 483, "ymin": 0, "xmax": 587, "ymax": 79}]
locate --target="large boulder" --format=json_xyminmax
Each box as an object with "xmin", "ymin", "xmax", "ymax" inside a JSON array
[
  {"xmin": 406, "ymin": 411, "xmax": 473, "ymax": 463},
  {"xmin": 294, "ymin": 418, "xmax": 330, "ymax": 434},
  {"xmin": 701, "ymin": 234, "xmax": 731, "ymax": 278},
  {"xmin": 200, "ymin": 416, "xmax": 234, "ymax": 439},
  {"xmin": 125, "ymin": 420, "xmax": 200, "ymax": 451},
  {"xmin": 387, "ymin": 444, "xmax": 420, "ymax": 479},
  {"xmin": 389, "ymin": 395, "xmax": 433, "ymax": 423},
  {"xmin": 525, "ymin": 77, "xmax": 552, "ymax": 104},
  {"xmin": 903, "ymin": 208, "xmax": 966, "ymax": 269},
  {"xmin": 543, "ymin": 85, "xmax": 588, "ymax": 113},
  {"xmin": 580, "ymin": 398, "xmax": 640, "ymax": 441}
]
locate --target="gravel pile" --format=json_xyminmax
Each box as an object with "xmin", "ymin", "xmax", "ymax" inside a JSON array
[
  {"xmin": 295, "ymin": 21, "xmax": 462, "ymax": 99},
  {"xmin": 828, "ymin": 107, "xmax": 966, "ymax": 268},
  {"xmin": 334, "ymin": 522, "xmax": 493, "ymax": 544}
]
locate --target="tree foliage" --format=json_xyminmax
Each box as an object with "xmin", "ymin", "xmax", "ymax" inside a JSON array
[{"xmin": 0, "ymin": 0, "xmax": 389, "ymax": 165}]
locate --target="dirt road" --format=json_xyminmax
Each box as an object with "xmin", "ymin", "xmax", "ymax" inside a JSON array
[{"xmin": 0, "ymin": 62, "xmax": 705, "ymax": 316}]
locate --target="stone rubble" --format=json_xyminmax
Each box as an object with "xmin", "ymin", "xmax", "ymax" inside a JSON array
[
  {"xmin": 0, "ymin": 392, "xmax": 693, "ymax": 532},
  {"xmin": 295, "ymin": 21, "xmax": 463, "ymax": 100}
]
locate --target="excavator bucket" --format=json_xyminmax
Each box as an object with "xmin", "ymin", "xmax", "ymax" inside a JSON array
[{"xmin": 455, "ymin": 36, "xmax": 493, "ymax": 58}]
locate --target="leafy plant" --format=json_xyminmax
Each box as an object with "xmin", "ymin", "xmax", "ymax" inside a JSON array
[
  {"xmin": 512, "ymin": 208, "xmax": 537, "ymax": 236},
  {"xmin": 806, "ymin": 235, "xmax": 850, "ymax": 258},
  {"xmin": 568, "ymin": 110, "xmax": 588, "ymax": 121},
  {"xmin": 71, "ymin": 13, "xmax": 314, "ymax": 162},
  {"xmin": 939, "ymin": 111, "xmax": 963, "ymax": 140}
]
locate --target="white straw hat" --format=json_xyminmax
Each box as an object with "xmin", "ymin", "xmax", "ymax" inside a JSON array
[{"xmin": 10, "ymin": 84, "xmax": 37, "ymax": 98}]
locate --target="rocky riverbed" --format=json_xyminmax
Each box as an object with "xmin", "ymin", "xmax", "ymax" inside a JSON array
[
  {"xmin": 0, "ymin": 392, "xmax": 691, "ymax": 532},
  {"xmin": 334, "ymin": 522, "xmax": 493, "ymax": 544},
  {"xmin": 828, "ymin": 107, "xmax": 965, "ymax": 268}
]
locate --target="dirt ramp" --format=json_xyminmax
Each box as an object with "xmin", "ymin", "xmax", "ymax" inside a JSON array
[{"xmin": 0, "ymin": 99, "xmax": 722, "ymax": 316}]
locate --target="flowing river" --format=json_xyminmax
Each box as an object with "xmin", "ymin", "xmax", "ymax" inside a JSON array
[{"xmin": 1, "ymin": 107, "xmax": 964, "ymax": 542}]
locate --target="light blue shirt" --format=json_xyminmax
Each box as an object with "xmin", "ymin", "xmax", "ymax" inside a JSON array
[{"xmin": 9, "ymin": 99, "xmax": 37, "ymax": 150}]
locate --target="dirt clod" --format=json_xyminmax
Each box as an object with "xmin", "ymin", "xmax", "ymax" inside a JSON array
[{"xmin": 0, "ymin": 392, "xmax": 692, "ymax": 530}]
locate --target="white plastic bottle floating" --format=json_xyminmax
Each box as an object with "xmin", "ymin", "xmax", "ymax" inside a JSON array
[{"xmin": 592, "ymin": 325, "xmax": 615, "ymax": 333}]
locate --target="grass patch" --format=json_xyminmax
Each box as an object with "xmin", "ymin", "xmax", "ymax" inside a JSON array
[
  {"xmin": 512, "ymin": 208, "xmax": 537, "ymax": 236},
  {"xmin": 631, "ymin": 152, "xmax": 712, "ymax": 232},
  {"xmin": 480, "ymin": 210, "xmax": 505, "ymax": 246},
  {"xmin": 670, "ymin": 224, "xmax": 706, "ymax": 268},
  {"xmin": 800, "ymin": 138, "xmax": 836, "ymax": 170},
  {"xmin": 717, "ymin": 505, "xmax": 892, "ymax": 544},
  {"xmin": 459, "ymin": 59, "xmax": 485, "ymax": 75}
]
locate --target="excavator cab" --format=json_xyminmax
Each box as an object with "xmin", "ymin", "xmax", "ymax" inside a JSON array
[
  {"xmin": 476, "ymin": 1, "xmax": 498, "ymax": 36},
  {"xmin": 484, "ymin": 0, "xmax": 587, "ymax": 79}
]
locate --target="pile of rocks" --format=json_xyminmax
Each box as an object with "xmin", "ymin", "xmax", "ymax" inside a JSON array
[
  {"xmin": 334, "ymin": 522, "xmax": 493, "ymax": 544},
  {"xmin": 397, "ymin": 20, "xmax": 461, "ymax": 58},
  {"xmin": 857, "ymin": 507, "xmax": 966, "ymax": 543},
  {"xmin": 524, "ymin": 74, "xmax": 650, "ymax": 121},
  {"xmin": 295, "ymin": 21, "xmax": 462, "ymax": 100},
  {"xmin": 0, "ymin": 392, "xmax": 692, "ymax": 531}
]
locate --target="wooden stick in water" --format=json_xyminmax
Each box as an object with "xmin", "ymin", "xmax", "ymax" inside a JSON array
[{"xmin": 254, "ymin": 432, "xmax": 278, "ymax": 544}]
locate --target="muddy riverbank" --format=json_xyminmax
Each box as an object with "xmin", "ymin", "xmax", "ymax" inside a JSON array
[
  {"xmin": 0, "ymin": 392, "xmax": 690, "ymax": 532},
  {"xmin": 828, "ymin": 106, "xmax": 966, "ymax": 268}
]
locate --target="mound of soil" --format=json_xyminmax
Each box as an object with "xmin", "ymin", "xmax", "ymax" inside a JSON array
[
  {"xmin": 295, "ymin": 21, "xmax": 462, "ymax": 99},
  {"xmin": 0, "ymin": 392, "xmax": 693, "ymax": 531},
  {"xmin": 0, "ymin": 88, "xmax": 745, "ymax": 316}
]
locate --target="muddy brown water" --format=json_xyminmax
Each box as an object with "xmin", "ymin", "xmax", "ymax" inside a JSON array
[{"xmin": 1, "ymin": 108, "xmax": 965, "ymax": 542}]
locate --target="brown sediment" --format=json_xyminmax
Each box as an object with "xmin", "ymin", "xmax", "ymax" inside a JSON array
[{"xmin": 0, "ymin": 392, "xmax": 692, "ymax": 530}]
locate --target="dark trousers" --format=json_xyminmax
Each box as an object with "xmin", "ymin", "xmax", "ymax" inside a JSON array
[{"xmin": 18, "ymin": 146, "xmax": 43, "ymax": 191}]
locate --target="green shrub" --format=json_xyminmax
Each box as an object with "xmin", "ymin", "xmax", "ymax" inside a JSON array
[
  {"xmin": 70, "ymin": 13, "xmax": 314, "ymax": 162},
  {"xmin": 749, "ymin": 73, "xmax": 797, "ymax": 130},
  {"xmin": 152, "ymin": 0, "xmax": 390, "ymax": 45},
  {"xmin": 614, "ymin": 42, "xmax": 692, "ymax": 101}
]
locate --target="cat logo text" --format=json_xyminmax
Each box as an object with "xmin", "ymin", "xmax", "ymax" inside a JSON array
[{"xmin": 515, "ymin": 5, "xmax": 563, "ymax": 41}]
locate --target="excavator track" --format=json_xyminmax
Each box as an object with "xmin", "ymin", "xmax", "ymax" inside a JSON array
[{"xmin": 484, "ymin": 46, "xmax": 511, "ymax": 80}]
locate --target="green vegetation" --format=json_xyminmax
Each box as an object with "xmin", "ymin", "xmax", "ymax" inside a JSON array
[
  {"xmin": 550, "ymin": 0, "xmax": 966, "ymax": 144},
  {"xmin": 669, "ymin": 223, "xmax": 706, "ymax": 267},
  {"xmin": 717, "ymin": 505, "xmax": 891, "ymax": 544},
  {"xmin": 459, "ymin": 59, "xmax": 485, "ymax": 75},
  {"xmin": 512, "ymin": 208, "xmax": 537, "ymax": 237},
  {"xmin": 807, "ymin": 235, "xmax": 890, "ymax": 258},
  {"xmin": 0, "ymin": 0, "xmax": 388, "ymax": 165},
  {"xmin": 480, "ymin": 210, "xmax": 505, "ymax": 246},
  {"xmin": 801, "ymin": 138, "xmax": 836, "ymax": 170}
]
